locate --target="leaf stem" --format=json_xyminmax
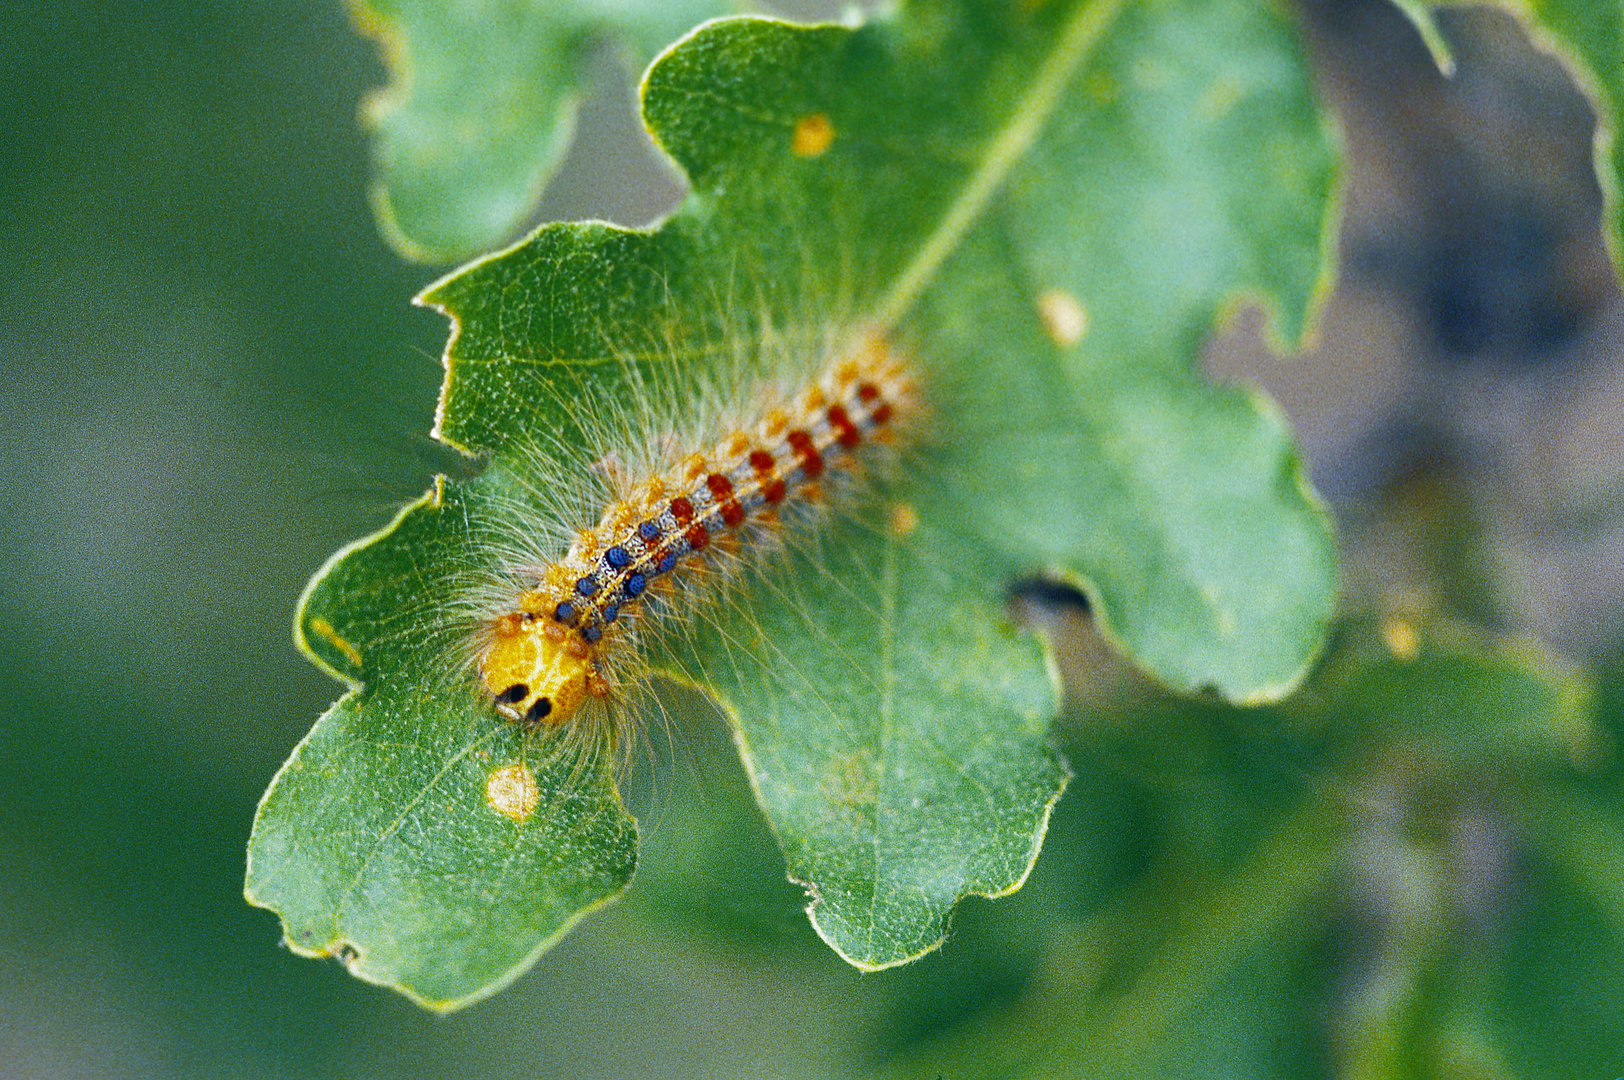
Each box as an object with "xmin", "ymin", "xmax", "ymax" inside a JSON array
[{"xmin": 872, "ymin": 0, "xmax": 1129, "ymax": 329}]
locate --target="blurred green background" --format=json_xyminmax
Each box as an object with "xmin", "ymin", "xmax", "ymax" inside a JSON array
[{"xmin": 7, "ymin": 0, "xmax": 1624, "ymax": 1077}]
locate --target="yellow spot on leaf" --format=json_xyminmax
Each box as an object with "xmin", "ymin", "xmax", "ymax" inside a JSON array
[
  {"xmin": 1037, "ymin": 289, "xmax": 1088, "ymax": 346},
  {"xmin": 486, "ymin": 763, "xmax": 540, "ymax": 822},
  {"xmin": 1381, "ymin": 618, "xmax": 1420, "ymax": 661},
  {"xmin": 889, "ymin": 502, "xmax": 919, "ymax": 538},
  {"xmin": 791, "ymin": 112, "xmax": 835, "ymax": 157},
  {"xmin": 307, "ymin": 617, "xmax": 362, "ymax": 668}
]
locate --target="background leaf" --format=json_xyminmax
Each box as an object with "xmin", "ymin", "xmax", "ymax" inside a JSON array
[
  {"xmin": 353, "ymin": 0, "xmax": 736, "ymax": 262},
  {"xmin": 862, "ymin": 618, "xmax": 1602, "ymax": 1078},
  {"xmin": 247, "ymin": 484, "xmax": 639, "ymax": 1011}
]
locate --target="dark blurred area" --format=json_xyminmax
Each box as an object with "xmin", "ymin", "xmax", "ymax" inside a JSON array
[
  {"xmin": 1211, "ymin": 0, "xmax": 1624, "ymax": 658},
  {"xmin": 5, "ymin": 0, "xmax": 1623, "ymax": 1076}
]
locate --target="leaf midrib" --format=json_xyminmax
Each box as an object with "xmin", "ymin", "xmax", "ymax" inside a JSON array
[{"xmin": 871, "ymin": 0, "xmax": 1130, "ymax": 329}]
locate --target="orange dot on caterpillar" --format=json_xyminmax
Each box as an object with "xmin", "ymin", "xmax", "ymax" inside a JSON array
[{"xmin": 478, "ymin": 333, "xmax": 917, "ymax": 729}]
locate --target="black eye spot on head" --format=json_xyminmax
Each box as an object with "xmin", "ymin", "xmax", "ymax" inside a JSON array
[
  {"xmin": 497, "ymin": 683, "xmax": 528, "ymax": 705},
  {"xmin": 524, "ymin": 698, "xmax": 553, "ymax": 724}
]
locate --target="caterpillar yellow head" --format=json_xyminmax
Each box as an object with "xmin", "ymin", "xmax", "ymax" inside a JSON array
[{"xmin": 480, "ymin": 614, "xmax": 598, "ymax": 726}]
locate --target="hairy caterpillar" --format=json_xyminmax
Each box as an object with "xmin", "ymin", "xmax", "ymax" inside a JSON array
[{"xmin": 475, "ymin": 329, "xmax": 918, "ymax": 733}]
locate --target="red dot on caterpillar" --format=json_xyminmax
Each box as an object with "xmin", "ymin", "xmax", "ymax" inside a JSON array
[{"xmin": 477, "ymin": 331, "xmax": 918, "ymax": 730}]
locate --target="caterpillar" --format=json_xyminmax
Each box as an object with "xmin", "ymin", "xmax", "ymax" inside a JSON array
[{"xmin": 476, "ymin": 330, "xmax": 918, "ymax": 731}]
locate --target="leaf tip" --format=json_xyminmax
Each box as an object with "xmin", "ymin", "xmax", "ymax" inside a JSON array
[{"xmin": 798, "ymin": 749, "xmax": 1071, "ymax": 972}]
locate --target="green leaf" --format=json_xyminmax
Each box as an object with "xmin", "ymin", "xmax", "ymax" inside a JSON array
[
  {"xmin": 875, "ymin": 796, "xmax": 1349, "ymax": 1079},
  {"xmin": 441, "ymin": 0, "xmax": 1339, "ymax": 699},
  {"xmin": 1481, "ymin": 841, "xmax": 1624, "ymax": 1079},
  {"xmin": 255, "ymin": 0, "xmax": 1340, "ymax": 1005},
  {"xmin": 353, "ymin": 0, "xmax": 736, "ymax": 262},
  {"xmin": 684, "ymin": 513, "xmax": 1068, "ymax": 967},
  {"xmin": 863, "ymin": 624, "xmax": 1601, "ymax": 1076},
  {"xmin": 1482, "ymin": 673, "xmax": 1624, "ymax": 1075},
  {"xmin": 1319, "ymin": 619, "xmax": 1600, "ymax": 769},
  {"xmin": 247, "ymin": 484, "xmax": 638, "ymax": 1011},
  {"xmin": 1514, "ymin": 783, "xmax": 1624, "ymax": 955}
]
